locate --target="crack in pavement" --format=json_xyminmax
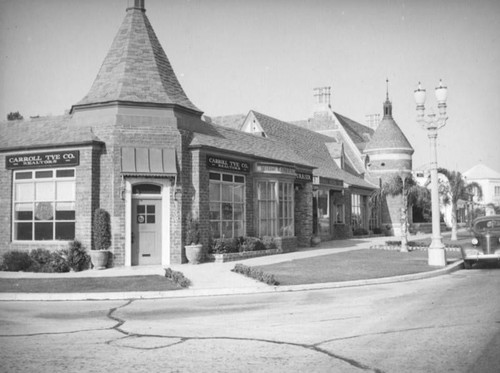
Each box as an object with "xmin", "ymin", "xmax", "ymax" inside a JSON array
[
  {"xmin": 315, "ymin": 321, "xmax": 485, "ymax": 344},
  {"xmin": 0, "ymin": 328, "xmax": 111, "ymax": 338},
  {"xmin": 0, "ymin": 299, "xmax": 136, "ymax": 338},
  {"xmin": 106, "ymin": 300, "xmax": 386, "ymax": 373}
]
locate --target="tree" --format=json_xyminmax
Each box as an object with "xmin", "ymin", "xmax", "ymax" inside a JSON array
[
  {"xmin": 371, "ymin": 173, "xmax": 428, "ymax": 252},
  {"xmin": 7, "ymin": 111, "xmax": 23, "ymax": 121},
  {"xmin": 436, "ymin": 168, "xmax": 483, "ymax": 241}
]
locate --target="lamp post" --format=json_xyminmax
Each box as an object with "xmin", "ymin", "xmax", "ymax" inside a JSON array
[{"xmin": 414, "ymin": 80, "xmax": 448, "ymax": 266}]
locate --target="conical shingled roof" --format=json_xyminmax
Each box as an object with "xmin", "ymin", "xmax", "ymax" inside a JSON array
[
  {"xmin": 71, "ymin": 2, "xmax": 201, "ymax": 114},
  {"xmin": 364, "ymin": 117, "xmax": 413, "ymax": 152},
  {"xmin": 364, "ymin": 95, "xmax": 413, "ymax": 153}
]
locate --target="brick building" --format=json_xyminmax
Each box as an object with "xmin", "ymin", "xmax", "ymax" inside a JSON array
[
  {"xmin": 0, "ymin": 0, "xmax": 316, "ymax": 266},
  {"xmin": 1, "ymin": 1, "xmax": 412, "ymax": 267}
]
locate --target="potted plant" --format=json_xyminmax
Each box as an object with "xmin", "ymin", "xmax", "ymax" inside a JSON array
[
  {"xmin": 91, "ymin": 208, "xmax": 111, "ymax": 269},
  {"xmin": 185, "ymin": 215, "xmax": 203, "ymax": 264},
  {"xmin": 311, "ymin": 235, "xmax": 321, "ymax": 246}
]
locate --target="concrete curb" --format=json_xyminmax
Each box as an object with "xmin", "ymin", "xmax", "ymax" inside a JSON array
[{"xmin": 0, "ymin": 260, "xmax": 465, "ymax": 302}]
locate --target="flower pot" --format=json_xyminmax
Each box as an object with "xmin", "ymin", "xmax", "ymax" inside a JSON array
[
  {"xmin": 185, "ymin": 244, "xmax": 204, "ymax": 264},
  {"xmin": 311, "ymin": 236, "xmax": 321, "ymax": 246},
  {"xmin": 90, "ymin": 250, "xmax": 109, "ymax": 270}
]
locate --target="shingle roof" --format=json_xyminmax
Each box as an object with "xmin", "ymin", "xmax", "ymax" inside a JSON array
[
  {"xmin": 249, "ymin": 111, "xmax": 376, "ymax": 189},
  {"xmin": 190, "ymin": 121, "xmax": 313, "ymax": 169},
  {"xmin": 0, "ymin": 116, "xmax": 102, "ymax": 151},
  {"xmin": 209, "ymin": 114, "xmax": 246, "ymax": 130},
  {"xmin": 71, "ymin": 5, "xmax": 201, "ymax": 114},
  {"xmin": 364, "ymin": 117, "xmax": 413, "ymax": 152},
  {"xmin": 333, "ymin": 112, "xmax": 374, "ymax": 149}
]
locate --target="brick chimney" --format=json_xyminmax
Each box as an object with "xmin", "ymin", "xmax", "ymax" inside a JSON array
[{"xmin": 312, "ymin": 86, "xmax": 334, "ymax": 120}]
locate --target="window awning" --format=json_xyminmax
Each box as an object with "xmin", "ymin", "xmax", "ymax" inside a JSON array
[{"xmin": 121, "ymin": 147, "xmax": 177, "ymax": 177}]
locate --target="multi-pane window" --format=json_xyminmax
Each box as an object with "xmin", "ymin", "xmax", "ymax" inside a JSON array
[
  {"xmin": 257, "ymin": 180, "xmax": 294, "ymax": 237},
  {"xmin": 495, "ymin": 186, "xmax": 500, "ymax": 197},
  {"xmin": 351, "ymin": 193, "xmax": 362, "ymax": 228},
  {"xmin": 279, "ymin": 182, "xmax": 294, "ymax": 237},
  {"xmin": 13, "ymin": 168, "xmax": 76, "ymax": 241},
  {"xmin": 209, "ymin": 172, "xmax": 245, "ymax": 239},
  {"xmin": 257, "ymin": 181, "xmax": 277, "ymax": 236}
]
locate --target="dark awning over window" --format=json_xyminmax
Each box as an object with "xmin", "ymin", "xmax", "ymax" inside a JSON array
[{"xmin": 121, "ymin": 147, "xmax": 176, "ymax": 177}]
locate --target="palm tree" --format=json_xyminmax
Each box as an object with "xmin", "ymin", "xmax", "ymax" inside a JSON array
[
  {"xmin": 436, "ymin": 168, "xmax": 483, "ymax": 241},
  {"xmin": 371, "ymin": 173, "xmax": 429, "ymax": 252}
]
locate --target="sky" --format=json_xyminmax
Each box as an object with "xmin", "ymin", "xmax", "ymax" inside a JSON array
[{"xmin": 1, "ymin": 0, "xmax": 499, "ymax": 173}]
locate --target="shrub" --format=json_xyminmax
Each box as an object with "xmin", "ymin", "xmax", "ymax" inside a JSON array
[
  {"xmin": 372, "ymin": 227, "xmax": 383, "ymax": 234},
  {"xmin": 28, "ymin": 248, "xmax": 69, "ymax": 273},
  {"xmin": 241, "ymin": 237, "xmax": 266, "ymax": 252},
  {"xmin": 164, "ymin": 268, "xmax": 191, "ymax": 288},
  {"xmin": 209, "ymin": 238, "xmax": 241, "ymax": 254},
  {"xmin": 66, "ymin": 240, "xmax": 90, "ymax": 272},
  {"xmin": 93, "ymin": 208, "xmax": 111, "ymax": 250},
  {"xmin": 27, "ymin": 248, "xmax": 52, "ymax": 272},
  {"xmin": 353, "ymin": 227, "xmax": 369, "ymax": 236},
  {"xmin": 185, "ymin": 215, "xmax": 200, "ymax": 245},
  {"xmin": 262, "ymin": 236, "xmax": 277, "ymax": 250},
  {"xmin": 47, "ymin": 250, "xmax": 70, "ymax": 273},
  {"xmin": 1, "ymin": 250, "xmax": 32, "ymax": 272},
  {"xmin": 385, "ymin": 240, "xmax": 400, "ymax": 246},
  {"xmin": 232, "ymin": 263, "xmax": 279, "ymax": 286}
]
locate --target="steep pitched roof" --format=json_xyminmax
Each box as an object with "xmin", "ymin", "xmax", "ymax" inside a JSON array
[
  {"xmin": 0, "ymin": 116, "xmax": 102, "ymax": 151},
  {"xmin": 364, "ymin": 117, "xmax": 413, "ymax": 152},
  {"xmin": 464, "ymin": 163, "xmax": 500, "ymax": 180},
  {"xmin": 333, "ymin": 112, "xmax": 374, "ymax": 150},
  {"xmin": 209, "ymin": 114, "xmax": 246, "ymax": 130},
  {"xmin": 71, "ymin": 3, "xmax": 201, "ymax": 114},
  {"xmin": 190, "ymin": 121, "xmax": 313, "ymax": 169},
  {"xmin": 248, "ymin": 111, "xmax": 376, "ymax": 189}
]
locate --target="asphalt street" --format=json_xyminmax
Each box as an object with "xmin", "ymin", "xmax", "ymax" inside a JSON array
[{"xmin": 1, "ymin": 267, "xmax": 499, "ymax": 373}]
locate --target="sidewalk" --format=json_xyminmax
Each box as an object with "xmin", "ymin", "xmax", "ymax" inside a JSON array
[{"xmin": 0, "ymin": 232, "xmax": 464, "ymax": 301}]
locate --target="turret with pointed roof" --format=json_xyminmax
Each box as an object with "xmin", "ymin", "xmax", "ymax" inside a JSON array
[
  {"xmin": 364, "ymin": 80, "xmax": 413, "ymax": 179},
  {"xmin": 71, "ymin": 0, "xmax": 201, "ymax": 115},
  {"xmin": 364, "ymin": 80, "xmax": 414, "ymax": 236}
]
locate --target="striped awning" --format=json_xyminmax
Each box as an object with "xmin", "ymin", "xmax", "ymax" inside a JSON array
[{"xmin": 121, "ymin": 147, "xmax": 176, "ymax": 177}]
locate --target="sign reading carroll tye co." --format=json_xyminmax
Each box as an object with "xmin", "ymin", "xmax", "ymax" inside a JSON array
[
  {"xmin": 207, "ymin": 155, "xmax": 250, "ymax": 173},
  {"xmin": 6, "ymin": 150, "xmax": 80, "ymax": 169}
]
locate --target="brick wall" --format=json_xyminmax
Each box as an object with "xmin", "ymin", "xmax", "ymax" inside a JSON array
[
  {"xmin": 0, "ymin": 146, "xmax": 99, "ymax": 257},
  {"xmin": 294, "ymin": 182, "xmax": 313, "ymax": 247},
  {"xmin": 0, "ymin": 152, "xmax": 12, "ymax": 255}
]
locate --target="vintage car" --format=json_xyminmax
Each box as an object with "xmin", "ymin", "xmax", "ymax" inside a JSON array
[{"xmin": 462, "ymin": 215, "xmax": 500, "ymax": 269}]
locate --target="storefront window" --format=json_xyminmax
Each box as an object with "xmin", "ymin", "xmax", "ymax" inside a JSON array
[
  {"xmin": 351, "ymin": 193, "xmax": 362, "ymax": 228},
  {"xmin": 279, "ymin": 182, "xmax": 294, "ymax": 236},
  {"xmin": 317, "ymin": 189, "xmax": 329, "ymax": 218},
  {"xmin": 209, "ymin": 172, "xmax": 245, "ymax": 239},
  {"xmin": 13, "ymin": 168, "xmax": 76, "ymax": 241},
  {"xmin": 257, "ymin": 180, "xmax": 294, "ymax": 237}
]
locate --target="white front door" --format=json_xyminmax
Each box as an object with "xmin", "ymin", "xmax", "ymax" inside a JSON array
[{"xmin": 132, "ymin": 198, "xmax": 162, "ymax": 265}]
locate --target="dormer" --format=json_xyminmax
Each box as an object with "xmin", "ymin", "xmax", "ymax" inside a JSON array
[{"xmin": 241, "ymin": 111, "xmax": 267, "ymax": 138}]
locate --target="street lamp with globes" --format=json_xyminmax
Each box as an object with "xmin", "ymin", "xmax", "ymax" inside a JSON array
[{"xmin": 414, "ymin": 80, "xmax": 448, "ymax": 266}]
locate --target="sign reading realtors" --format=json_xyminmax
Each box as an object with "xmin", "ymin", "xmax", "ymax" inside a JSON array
[
  {"xmin": 207, "ymin": 155, "xmax": 250, "ymax": 173},
  {"xmin": 6, "ymin": 150, "xmax": 80, "ymax": 169},
  {"xmin": 296, "ymin": 172, "xmax": 313, "ymax": 182}
]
